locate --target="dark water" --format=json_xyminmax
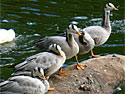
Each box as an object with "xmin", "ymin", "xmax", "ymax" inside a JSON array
[
  {"xmin": 113, "ymin": 81, "xmax": 125, "ymax": 94},
  {"xmin": 0, "ymin": 0, "xmax": 124, "ymax": 93}
]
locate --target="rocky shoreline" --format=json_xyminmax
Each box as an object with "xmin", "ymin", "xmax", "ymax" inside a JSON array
[{"xmin": 47, "ymin": 55, "xmax": 125, "ymax": 94}]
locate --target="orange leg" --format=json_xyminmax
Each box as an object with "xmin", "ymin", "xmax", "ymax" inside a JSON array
[
  {"xmin": 48, "ymin": 88, "xmax": 55, "ymax": 91},
  {"xmin": 58, "ymin": 67, "xmax": 68, "ymax": 76},
  {"xmin": 75, "ymin": 56, "xmax": 84, "ymax": 70},
  {"xmin": 91, "ymin": 49, "xmax": 100, "ymax": 58}
]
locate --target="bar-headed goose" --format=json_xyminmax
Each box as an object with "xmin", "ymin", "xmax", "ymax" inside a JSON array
[
  {"xmin": 13, "ymin": 44, "xmax": 66, "ymax": 78},
  {"xmin": 35, "ymin": 25, "xmax": 84, "ymax": 70},
  {"xmin": 0, "ymin": 67, "xmax": 54, "ymax": 94},
  {"xmin": 63, "ymin": 24, "xmax": 95, "ymax": 69},
  {"xmin": 68, "ymin": 24, "xmax": 95, "ymax": 54},
  {"xmin": 82, "ymin": 3, "xmax": 118, "ymax": 57},
  {"xmin": 0, "ymin": 29, "xmax": 15, "ymax": 44}
]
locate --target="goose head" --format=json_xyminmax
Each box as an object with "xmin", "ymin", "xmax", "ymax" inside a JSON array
[
  {"xmin": 32, "ymin": 67, "xmax": 46, "ymax": 80},
  {"xmin": 79, "ymin": 32, "xmax": 87, "ymax": 45},
  {"xmin": 32, "ymin": 67, "xmax": 50, "ymax": 92},
  {"xmin": 105, "ymin": 3, "xmax": 118, "ymax": 11},
  {"xmin": 67, "ymin": 24, "xmax": 81, "ymax": 35},
  {"xmin": 49, "ymin": 44, "xmax": 64, "ymax": 57}
]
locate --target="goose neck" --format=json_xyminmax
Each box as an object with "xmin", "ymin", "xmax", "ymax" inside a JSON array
[
  {"xmin": 66, "ymin": 34, "xmax": 75, "ymax": 46},
  {"xmin": 102, "ymin": 8, "xmax": 111, "ymax": 33}
]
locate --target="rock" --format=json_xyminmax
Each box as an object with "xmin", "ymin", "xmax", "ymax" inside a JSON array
[
  {"xmin": 47, "ymin": 55, "xmax": 125, "ymax": 94},
  {"xmin": 79, "ymin": 84, "xmax": 91, "ymax": 91}
]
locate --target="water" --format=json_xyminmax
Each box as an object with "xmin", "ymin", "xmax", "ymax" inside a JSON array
[
  {"xmin": 113, "ymin": 81, "xmax": 125, "ymax": 94},
  {"xmin": 0, "ymin": 0, "xmax": 124, "ymax": 93}
]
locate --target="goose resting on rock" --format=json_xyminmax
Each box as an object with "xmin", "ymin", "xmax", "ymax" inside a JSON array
[
  {"xmin": 13, "ymin": 44, "xmax": 66, "ymax": 78},
  {"xmin": 0, "ymin": 67, "xmax": 54, "ymax": 94},
  {"xmin": 82, "ymin": 3, "xmax": 118, "ymax": 57}
]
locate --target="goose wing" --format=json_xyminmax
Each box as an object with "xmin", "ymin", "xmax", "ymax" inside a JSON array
[
  {"xmin": 36, "ymin": 36, "xmax": 68, "ymax": 51},
  {"xmin": 15, "ymin": 52, "xmax": 57, "ymax": 71},
  {"xmin": 36, "ymin": 35, "xmax": 79, "ymax": 59},
  {"xmin": 83, "ymin": 26, "xmax": 107, "ymax": 39}
]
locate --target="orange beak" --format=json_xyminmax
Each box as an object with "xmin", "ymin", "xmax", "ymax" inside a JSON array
[
  {"xmin": 41, "ymin": 74, "xmax": 46, "ymax": 80},
  {"xmin": 48, "ymin": 88, "xmax": 55, "ymax": 91},
  {"xmin": 113, "ymin": 7, "xmax": 118, "ymax": 10},
  {"xmin": 59, "ymin": 51, "xmax": 63, "ymax": 56},
  {"xmin": 76, "ymin": 31, "xmax": 81, "ymax": 35}
]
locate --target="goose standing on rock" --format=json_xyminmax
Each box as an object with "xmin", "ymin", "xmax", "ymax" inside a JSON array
[
  {"xmin": 61, "ymin": 24, "xmax": 95, "ymax": 69},
  {"xmin": 0, "ymin": 29, "xmax": 15, "ymax": 44},
  {"xmin": 0, "ymin": 67, "xmax": 54, "ymax": 94},
  {"xmin": 35, "ymin": 25, "xmax": 84, "ymax": 70},
  {"xmin": 68, "ymin": 24, "xmax": 95, "ymax": 54},
  {"xmin": 82, "ymin": 3, "xmax": 118, "ymax": 57},
  {"xmin": 13, "ymin": 44, "xmax": 66, "ymax": 78}
]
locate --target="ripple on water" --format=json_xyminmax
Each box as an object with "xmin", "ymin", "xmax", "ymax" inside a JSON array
[
  {"xmin": 50, "ymin": 1, "xmax": 57, "ymax": 4},
  {"xmin": 1, "ymin": 19, "xmax": 18, "ymax": 23},
  {"xmin": 33, "ymin": 12, "xmax": 41, "ymax": 16},
  {"xmin": 112, "ymin": 20, "xmax": 125, "ymax": 33},
  {"xmin": 27, "ymin": 22, "xmax": 37, "ymax": 25},
  {"xmin": 20, "ymin": 11, "xmax": 30, "ymax": 14},
  {"xmin": 70, "ymin": 21, "xmax": 79, "ymax": 24},
  {"xmin": 0, "ymin": 42, "xmax": 16, "ymax": 54},
  {"xmin": 20, "ymin": 7, "xmax": 40, "ymax": 12},
  {"xmin": 101, "ymin": 44, "xmax": 125, "ymax": 47},
  {"xmin": 90, "ymin": 18, "xmax": 102, "ymax": 21},
  {"xmin": 28, "ymin": 0, "xmax": 37, "ymax": 2},
  {"xmin": 1, "ymin": 20, "xmax": 8, "ymax": 23},
  {"xmin": 7, "ymin": 14, "xmax": 22, "ymax": 18},
  {"xmin": 72, "ymin": 16, "xmax": 88, "ymax": 20},
  {"xmin": 113, "ymin": 82, "xmax": 125, "ymax": 94},
  {"xmin": 43, "ymin": 13, "xmax": 60, "ymax": 17},
  {"xmin": 0, "ymin": 63, "xmax": 14, "ymax": 67}
]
